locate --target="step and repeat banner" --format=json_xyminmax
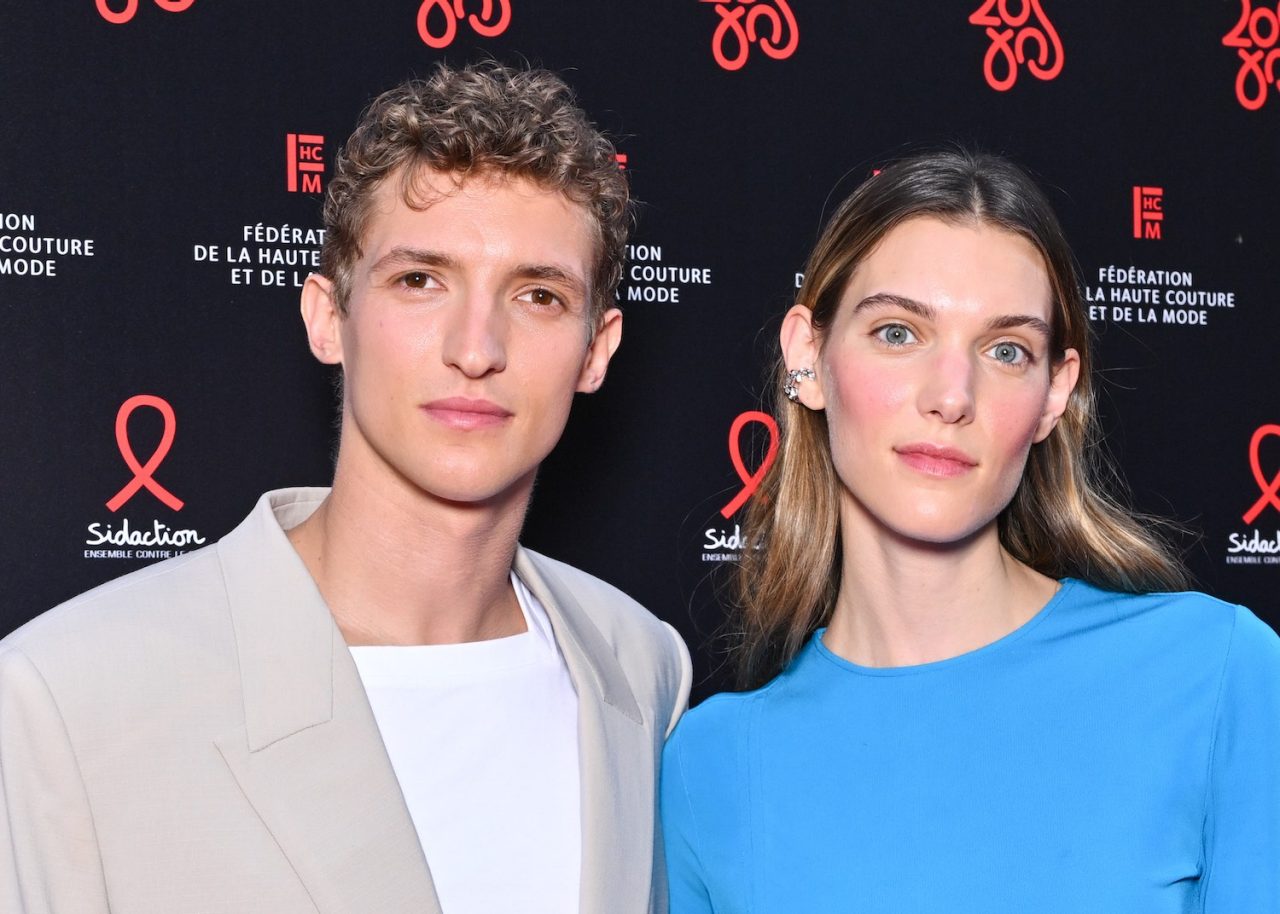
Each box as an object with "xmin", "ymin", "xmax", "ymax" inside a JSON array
[{"xmin": 2, "ymin": 1, "xmax": 1277, "ymax": 700}]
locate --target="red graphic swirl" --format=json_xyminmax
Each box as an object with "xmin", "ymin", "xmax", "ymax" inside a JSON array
[
  {"xmin": 96, "ymin": 0, "xmax": 193, "ymax": 25},
  {"xmin": 969, "ymin": 0, "xmax": 1064, "ymax": 91},
  {"xmin": 720, "ymin": 410, "xmax": 780, "ymax": 518},
  {"xmin": 1243, "ymin": 424, "xmax": 1280, "ymax": 524},
  {"xmin": 106, "ymin": 395, "xmax": 185, "ymax": 512},
  {"xmin": 702, "ymin": 0, "xmax": 799, "ymax": 72},
  {"xmin": 417, "ymin": 0, "xmax": 512, "ymax": 48},
  {"xmin": 1223, "ymin": 0, "xmax": 1280, "ymax": 110}
]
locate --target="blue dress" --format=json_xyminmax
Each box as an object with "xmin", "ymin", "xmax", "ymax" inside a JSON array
[{"xmin": 661, "ymin": 581, "xmax": 1280, "ymax": 912}]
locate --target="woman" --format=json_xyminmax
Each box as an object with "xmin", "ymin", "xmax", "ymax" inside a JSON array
[{"xmin": 661, "ymin": 150, "xmax": 1280, "ymax": 912}]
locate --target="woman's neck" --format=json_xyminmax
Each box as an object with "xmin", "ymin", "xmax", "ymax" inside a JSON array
[{"xmin": 822, "ymin": 517, "xmax": 1060, "ymax": 669}]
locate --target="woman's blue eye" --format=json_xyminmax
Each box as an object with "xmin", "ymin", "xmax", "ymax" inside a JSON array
[
  {"xmin": 876, "ymin": 324, "xmax": 916, "ymax": 346},
  {"xmin": 990, "ymin": 342, "xmax": 1027, "ymax": 364}
]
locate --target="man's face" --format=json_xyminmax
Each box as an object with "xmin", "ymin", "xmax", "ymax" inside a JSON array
[{"xmin": 303, "ymin": 166, "xmax": 621, "ymax": 508}]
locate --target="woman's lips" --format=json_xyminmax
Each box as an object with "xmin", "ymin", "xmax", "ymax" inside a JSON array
[{"xmin": 894, "ymin": 443, "xmax": 978, "ymax": 478}]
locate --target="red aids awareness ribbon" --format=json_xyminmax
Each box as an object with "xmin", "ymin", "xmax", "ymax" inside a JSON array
[
  {"xmin": 720, "ymin": 410, "xmax": 779, "ymax": 518},
  {"xmin": 1243, "ymin": 424, "xmax": 1280, "ymax": 524},
  {"xmin": 106, "ymin": 395, "xmax": 185, "ymax": 512}
]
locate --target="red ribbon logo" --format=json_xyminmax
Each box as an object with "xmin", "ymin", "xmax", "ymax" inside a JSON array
[
  {"xmin": 106, "ymin": 395, "xmax": 185, "ymax": 513},
  {"xmin": 1243, "ymin": 424, "xmax": 1280, "ymax": 524},
  {"xmin": 1223, "ymin": 0, "xmax": 1280, "ymax": 111},
  {"xmin": 968, "ymin": 0, "xmax": 1064, "ymax": 91},
  {"xmin": 417, "ymin": 0, "xmax": 511, "ymax": 48},
  {"xmin": 701, "ymin": 0, "xmax": 799, "ymax": 72},
  {"xmin": 720, "ymin": 410, "xmax": 780, "ymax": 518},
  {"xmin": 96, "ymin": 0, "xmax": 194, "ymax": 25}
]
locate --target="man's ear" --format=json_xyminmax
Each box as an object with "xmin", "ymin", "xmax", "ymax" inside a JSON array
[
  {"xmin": 779, "ymin": 304, "xmax": 825, "ymax": 410},
  {"xmin": 1034, "ymin": 347, "xmax": 1081, "ymax": 442},
  {"xmin": 577, "ymin": 307, "xmax": 623, "ymax": 393},
  {"xmin": 299, "ymin": 273, "xmax": 344, "ymax": 366}
]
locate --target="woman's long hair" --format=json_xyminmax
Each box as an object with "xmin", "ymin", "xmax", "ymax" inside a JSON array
[{"xmin": 730, "ymin": 149, "xmax": 1189, "ymax": 690}]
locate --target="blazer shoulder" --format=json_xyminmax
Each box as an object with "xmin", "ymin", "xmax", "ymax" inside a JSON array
[
  {"xmin": 520, "ymin": 548, "xmax": 692, "ymax": 732},
  {"xmin": 1, "ymin": 544, "xmax": 229, "ymax": 684},
  {"xmin": 522, "ymin": 548, "xmax": 681, "ymax": 650}
]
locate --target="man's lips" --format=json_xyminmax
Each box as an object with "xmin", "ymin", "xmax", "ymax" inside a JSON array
[
  {"xmin": 894, "ymin": 443, "xmax": 978, "ymax": 478},
  {"xmin": 421, "ymin": 397, "xmax": 513, "ymax": 430}
]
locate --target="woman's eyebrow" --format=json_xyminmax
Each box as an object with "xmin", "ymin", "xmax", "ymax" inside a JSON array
[
  {"xmin": 852, "ymin": 292, "xmax": 935, "ymax": 320},
  {"xmin": 854, "ymin": 292, "xmax": 1052, "ymax": 339},
  {"xmin": 986, "ymin": 314, "xmax": 1052, "ymax": 338}
]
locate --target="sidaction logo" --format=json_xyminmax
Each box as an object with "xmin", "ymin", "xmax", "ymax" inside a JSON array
[
  {"xmin": 700, "ymin": 0, "xmax": 799, "ymax": 72},
  {"xmin": 703, "ymin": 411, "xmax": 778, "ymax": 561},
  {"xmin": 86, "ymin": 395, "xmax": 205, "ymax": 560},
  {"xmin": 968, "ymin": 0, "xmax": 1063, "ymax": 91},
  {"xmin": 96, "ymin": 0, "xmax": 194, "ymax": 25},
  {"xmin": 416, "ymin": 0, "xmax": 511, "ymax": 48},
  {"xmin": 1223, "ymin": 0, "xmax": 1280, "ymax": 110},
  {"xmin": 1226, "ymin": 424, "xmax": 1280, "ymax": 565}
]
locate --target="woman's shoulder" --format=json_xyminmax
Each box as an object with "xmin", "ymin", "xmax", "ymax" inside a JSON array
[
  {"xmin": 1062, "ymin": 578, "xmax": 1255, "ymax": 634},
  {"xmin": 667, "ymin": 687, "xmax": 765, "ymax": 754},
  {"xmin": 1059, "ymin": 578, "xmax": 1279, "ymax": 674}
]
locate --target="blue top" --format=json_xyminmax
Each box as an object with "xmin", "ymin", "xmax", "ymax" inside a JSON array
[{"xmin": 661, "ymin": 581, "xmax": 1280, "ymax": 912}]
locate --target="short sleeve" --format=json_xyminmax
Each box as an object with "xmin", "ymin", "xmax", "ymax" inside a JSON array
[
  {"xmin": 660, "ymin": 732, "xmax": 716, "ymax": 914},
  {"xmin": 1201, "ymin": 606, "xmax": 1280, "ymax": 911}
]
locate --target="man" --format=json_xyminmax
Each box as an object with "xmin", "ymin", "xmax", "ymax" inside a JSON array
[{"xmin": 0, "ymin": 62, "xmax": 690, "ymax": 914}]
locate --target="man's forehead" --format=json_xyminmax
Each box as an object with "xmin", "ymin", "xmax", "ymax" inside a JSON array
[
  {"xmin": 368, "ymin": 163, "xmax": 585, "ymax": 222},
  {"xmin": 358, "ymin": 165, "xmax": 596, "ymax": 279}
]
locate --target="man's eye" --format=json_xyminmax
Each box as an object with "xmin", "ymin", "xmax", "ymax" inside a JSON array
[
  {"xmin": 402, "ymin": 272, "xmax": 430, "ymax": 289},
  {"xmin": 521, "ymin": 287, "xmax": 563, "ymax": 308}
]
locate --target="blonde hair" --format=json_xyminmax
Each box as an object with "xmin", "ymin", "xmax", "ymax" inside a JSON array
[{"xmin": 731, "ymin": 149, "xmax": 1189, "ymax": 689}]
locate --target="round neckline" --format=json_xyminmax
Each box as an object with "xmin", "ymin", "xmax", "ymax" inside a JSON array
[{"xmin": 809, "ymin": 578, "xmax": 1077, "ymax": 677}]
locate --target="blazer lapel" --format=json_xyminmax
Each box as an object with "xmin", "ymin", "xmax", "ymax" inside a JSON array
[
  {"xmin": 515, "ymin": 548, "xmax": 655, "ymax": 914},
  {"xmin": 212, "ymin": 491, "xmax": 442, "ymax": 914}
]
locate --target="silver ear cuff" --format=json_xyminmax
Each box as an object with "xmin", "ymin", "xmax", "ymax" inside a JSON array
[{"xmin": 783, "ymin": 367, "xmax": 816, "ymax": 402}]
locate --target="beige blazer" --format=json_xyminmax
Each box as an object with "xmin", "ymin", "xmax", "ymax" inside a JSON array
[{"xmin": 0, "ymin": 489, "xmax": 691, "ymax": 913}]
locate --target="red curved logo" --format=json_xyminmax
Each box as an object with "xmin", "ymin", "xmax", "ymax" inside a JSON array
[
  {"xmin": 1244, "ymin": 424, "xmax": 1280, "ymax": 524},
  {"xmin": 701, "ymin": 0, "xmax": 799, "ymax": 72},
  {"xmin": 968, "ymin": 0, "xmax": 1064, "ymax": 91},
  {"xmin": 106, "ymin": 394, "xmax": 185, "ymax": 512},
  {"xmin": 1223, "ymin": 0, "xmax": 1280, "ymax": 110},
  {"xmin": 417, "ymin": 0, "xmax": 511, "ymax": 48},
  {"xmin": 720, "ymin": 410, "xmax": 779, "ymax": 518},
  {"xmin": 96, "ymin": 0, "xmax": 194, "ymax": 25}
]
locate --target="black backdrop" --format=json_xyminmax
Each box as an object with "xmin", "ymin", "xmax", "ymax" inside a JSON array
[{"xmin": 2, "ymin": 1, "xmax": 1277, "ymax": 702}]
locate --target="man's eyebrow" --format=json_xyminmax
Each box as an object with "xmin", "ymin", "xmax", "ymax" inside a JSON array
[
  {"xmin": 854, "ymin": 292, "xmax": 1052, "ymax": 339},
  {"xmin": 368, "ymin": 247, "xmax": 458, "ymax": 274}
]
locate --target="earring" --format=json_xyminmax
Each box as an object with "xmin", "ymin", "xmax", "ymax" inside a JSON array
[{"xmin": 783, "ymin": 367, "xmax": 816, "ymax": 402}]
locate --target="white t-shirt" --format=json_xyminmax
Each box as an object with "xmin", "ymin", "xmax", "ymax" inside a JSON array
[{"xmin": 350, "ymin": 574, "xmax": 581, "ymax": 914}]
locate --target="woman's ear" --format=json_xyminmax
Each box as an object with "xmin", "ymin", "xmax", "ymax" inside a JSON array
[
  {"xmin": 780, "ymin": 305, "xmax": 825, "ymax": 410},
  {"xmin": 1034, "ymin": 347, "xmax": 1081, "ymax": 442}
]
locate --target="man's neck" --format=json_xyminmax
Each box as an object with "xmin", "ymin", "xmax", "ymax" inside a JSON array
[{"xmin": 286, "ymin": 461, "xmax": 531, "ymax": 646}]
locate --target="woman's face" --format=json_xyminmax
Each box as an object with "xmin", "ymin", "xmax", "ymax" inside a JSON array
[{"xmin": 782, "ymin": 216, "xmax": 1079, "ymax": 547}]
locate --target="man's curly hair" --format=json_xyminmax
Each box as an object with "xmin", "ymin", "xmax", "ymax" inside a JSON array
[{"xmin": 320, "ymin": 61, "xmax": 631, "ymax": 325}]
